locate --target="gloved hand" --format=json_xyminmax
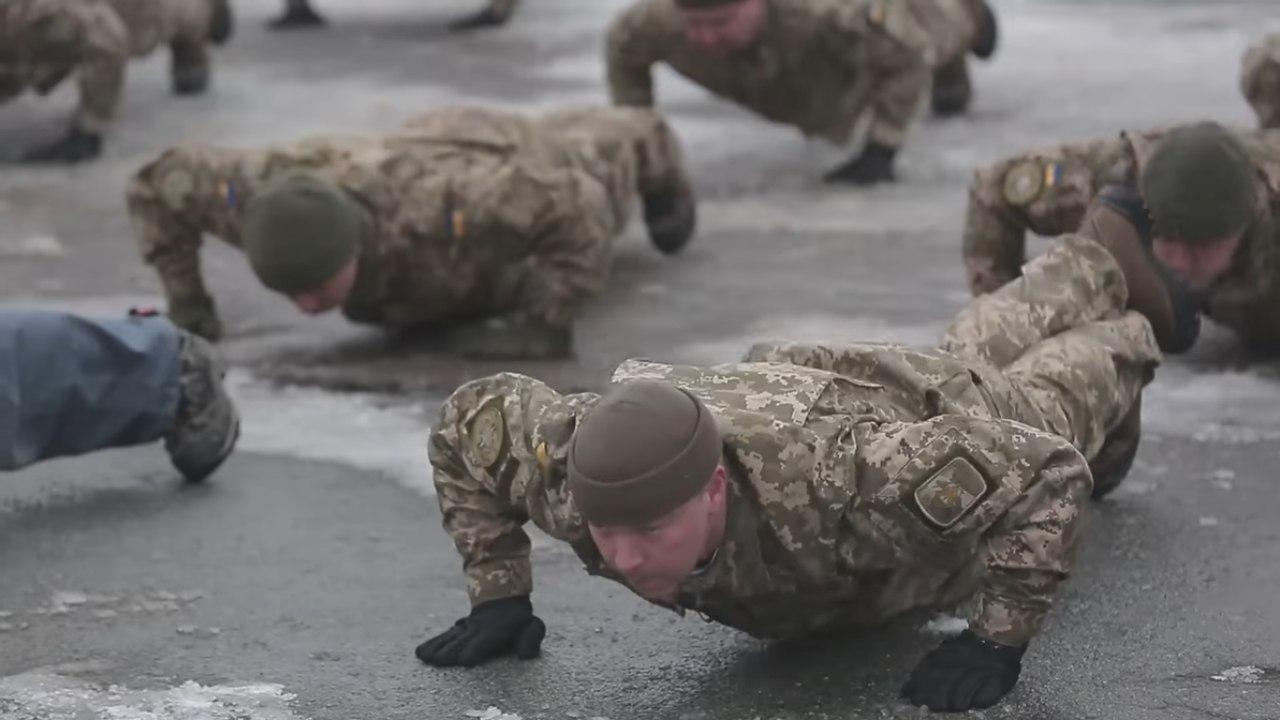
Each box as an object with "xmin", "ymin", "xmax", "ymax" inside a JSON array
[
  {"xmin": 900, "ymin": 631, "xmax": 1026, "ymax": 712},
  {"xmin": 169, "ymin": 295, "xmax": 224, "ymax": 341},
  {"xmin": 415, "ymin": 596, "xmax": 546, "ymax": 667},
  {"xmin": 23, "ymin": 123, "xmax": 102, "ymax": 163},
  {"xmin": 449, "ymin": 7, "xmax": 511, "ymax": 32},
  {"xmin": 823, "ymin": 142, "xmax": 897, "ymax": 186}
]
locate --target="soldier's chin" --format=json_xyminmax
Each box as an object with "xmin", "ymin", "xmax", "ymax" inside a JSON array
[{"xmin": 631, "ymin": 579, "xmax": 676, "ymax": 601}]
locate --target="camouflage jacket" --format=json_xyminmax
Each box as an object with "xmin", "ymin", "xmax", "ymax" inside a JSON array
[
  {"xmin": 430, "ymin": 350, "xmax": 1095, "ymax": 647},
  {"xmin": 606, "ymin": 0, "xmax": 946, "ymax": 145},
  {"xmin": 128, "ymin": 107, "xmax": 671, "ymax": 328},
  {"xmin": 967, "ymin": 126, "xmax": 1280, "ymax": 349}
]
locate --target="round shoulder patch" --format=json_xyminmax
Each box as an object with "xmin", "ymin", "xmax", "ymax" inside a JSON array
[
  {"xmin": 466, "ymin": 405, "xmax": 506, "ymax": 469},
  {"xmin": 158, "ymin": 168, "xmax": 197, "ymax": 211},
  {"xmin": 1001, "ymin": 160, "xmax": 1045, "ymax": 207}
]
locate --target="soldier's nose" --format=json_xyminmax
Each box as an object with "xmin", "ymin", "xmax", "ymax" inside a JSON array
[{"xmin": 610, "ymin": 541, "xmax": 646, "ymax": 574}]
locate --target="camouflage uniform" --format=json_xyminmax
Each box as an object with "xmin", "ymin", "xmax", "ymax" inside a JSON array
[
  {"xmin": 1242, "ymin": 33, "xmax": 1280, "ymax": 130},
  {"xmin": 127, "ymin": 106, "xmax": 690, "ymax": 331},
  {"xmin": 606, "ymin": 0, "xmax": 984, "ymax": 150},
  {"xmin": 962, "ymin": 126, "xmax": 1280, "ymax": 351},
  {"xmin": 0, "ymin": 0, "xmax": 218, "ymax": 134},
  {"xmin": 430, "ymin": 236, "xmax": 1159, "ymax": 647}
]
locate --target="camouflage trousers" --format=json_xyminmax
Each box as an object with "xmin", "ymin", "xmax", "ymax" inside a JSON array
[
  {"xmin": 1242, "ymin": 33, "xmax": 1280, "ymax": 130},
  {"xmin": 0, "ymin": 0, "xmax": 214, "ymax": 132},
  {"xmin": 865, "ymin": 0, "xmax": 983, "ymax": 147},
  {"xmin": 756, "ymin": 235, "xmax": 1160, "ymax": 462}
]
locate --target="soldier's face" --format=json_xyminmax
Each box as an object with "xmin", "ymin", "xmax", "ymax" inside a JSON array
[
  {"xmin": 588, "ymin": 468, "xmax": 729, "ymax": 602},
  {"xmin": 290, "ymin": 258, "xmax": 359, "ymax": 314},
  {"xmin": 679, "ymin": 0, "xmax": 768, "ymax": 56},
  {"xmin": 1152, "ymin": 233, "xmax": 1242, "ymax": 292}
]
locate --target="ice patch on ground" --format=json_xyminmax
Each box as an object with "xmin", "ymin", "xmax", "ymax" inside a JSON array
[
  {"xmin": 1143, "ymin": 364, "xmax": 1280, "ymax": 443},
  {"xmin": 1211, "ymin": 666, "xmax": 1266, "ymax": 684},
  {"xmin": 465, "ymin": 708, "xmax": 523, "ymax": 720},
  {"xmin": 0, "ymin": 235, "xmax": 65, "ymax": 259},
  {"xmin": 0, "ymin": 671, "xmax": 302, "ymax": 720},
  {"xmin": 920, "ymin": 614, "xmax": 969, "ymax": 638},
  {"xmin": 227, "ymin": 370, "xmax": 436, "ymax": 497}
]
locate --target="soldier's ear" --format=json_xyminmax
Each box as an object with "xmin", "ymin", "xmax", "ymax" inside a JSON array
[{"xmin": 705, "ymin": 465, "xmax": 729, "ymax": 506}]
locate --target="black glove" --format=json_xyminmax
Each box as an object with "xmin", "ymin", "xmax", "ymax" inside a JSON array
[
  {"xmin": 415, "ymin": 596, "xmax": 546, "ymax": 667},
  {"xmin": 23, "ymin": 124, "xmax": 102, "ymax": 163},
  {"xmin": 900, "ymin": 631, "xmax": 1026, "ymax": 712},
  {"xmin": 449, "ymin": 8, "xmax": 511, "ymax": 32},
  {"xmin": 822, "ymin": 142, "xmax": 897, "ymax": 185}
]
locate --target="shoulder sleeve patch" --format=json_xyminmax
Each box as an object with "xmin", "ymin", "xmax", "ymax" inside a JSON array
[
  {"xmin": 912, "ymin": 457, "xmax": 987, "ymax": 530},
  {"xmin": 159, "ymin": 168, "xmax": 197, "ymax": 211},
  {"xmin": 465, "ymin": 405, "xmax": 506, "ymax": 469},
  {"xmin": 1002, "ymin": 160, "xmax": 1047, "ymax": 206}
]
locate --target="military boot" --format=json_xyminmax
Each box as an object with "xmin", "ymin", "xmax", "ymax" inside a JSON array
[
  {"xmin": 971, "ymin": 0, "xmax": 998, "ymax": 59},
  {"xmin": 931, "ymin": 57, "xmax": 972, "ymax": 117},
  {"xmin": 170, "ymin": 41, "xmax": 210, "ymax": 95},
  {"xmin": 643, "ymin": 180, "xmax": 697, "ymax": 255},
  {"xmin": 452, "ymin": 314, "xmax": 573, "ymax": 360},
  {"xmin": 208, "ymin": 0, "xmax": 235, "ymax": 45},
  {"xmin": 824, "ymin": 141, "xmax": 897, "ymax": 185},
  {"xmin": 1090, "ymin": 398, "xmax": 1141, "ymax": 499},
  {"xmin": 23, "ymin": 123, "xmax": 102, "ymax": 163},
  {"xmin": 165, "ymin": 331, "xmax": 240, "ymax": 482},
  {"xmin": 268, "ymin": 0, "xmax": 326, "ymax": 29}
]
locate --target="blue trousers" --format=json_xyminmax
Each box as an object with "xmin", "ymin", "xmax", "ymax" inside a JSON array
[{"xmin": 0, "ymin": 311, "xmax": 182, "ymax": 471}]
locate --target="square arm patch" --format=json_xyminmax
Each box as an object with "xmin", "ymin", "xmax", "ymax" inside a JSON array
[{"xmin": 912, "ymin": 457, "xmax": 987, "ymax": 530}]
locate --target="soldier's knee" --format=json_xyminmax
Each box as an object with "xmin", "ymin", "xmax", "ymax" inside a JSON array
[{"xmin": 742, "ymin": 341, "xmax": 797, "ymax": 364}]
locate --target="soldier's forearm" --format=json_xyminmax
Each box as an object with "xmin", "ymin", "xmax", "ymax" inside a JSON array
[
  {"xmin": 465, "ymin": 557, "xmax": 535, "ymax": 606},
  {"xmin": 971, "ymin": 569, "xmax": 1057, "ymax": 646}
]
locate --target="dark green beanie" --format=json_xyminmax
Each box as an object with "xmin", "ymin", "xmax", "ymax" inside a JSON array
[
  {"xmin": 568, "ymin": 381, "xmax": 722, "ymax": 527},
  {"xmin": 1140, "ymin": 122, "xmax": 1256, "ymax": 243},
  {"xmin": 243, "ymin": 173, "xmax": 366, "ymax": 294}
]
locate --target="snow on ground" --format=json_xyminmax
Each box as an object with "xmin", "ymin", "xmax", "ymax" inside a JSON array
[{"xmin": 0, "ymin": 671, "xmax": 302, "ymax": 720}]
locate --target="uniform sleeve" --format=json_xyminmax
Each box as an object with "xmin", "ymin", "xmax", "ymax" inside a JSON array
[
  {"xmin": 963, "ymin": 139, "xmax": 1128, "ymax": 296},
  {"xmin": 429, "ymin": 372, "xmax": 600, "ymax": 605},
  {"xmin": 852, "ymin": 415, "xmax": 1092, "ymax": 647},
  {"xmin": 605, "ymin": 2, "xmax": 658, "ymax": 107},
  {"xmin": 126, "ymin": 145, "xmax": 247, "ymax": 308}
]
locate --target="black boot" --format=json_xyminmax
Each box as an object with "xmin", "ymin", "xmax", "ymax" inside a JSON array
[
  {"xmin": 823, "ymin": 142, "xmax": 897, "ymax": 186},
  {"xmin": 643, "ymin": 181, "xmax": 697, "ymax": 255},
  {"xmin": 931, "ymin": 57, "xmax": 972, "ymax": 117},
  {"xmin": 170, "ymin": 41, "xmax": 210, "ymax": 95},
  {"xmin": 971, "ymin": 0, "xmax": 998, "ymax": 59},
  {"xmin": 23, "ymin": 123, "xmax": 102, "ymax": 163},
  {"xmin": 1091, "ymin": 399, "xmax": 1142, "ymax": 499},
  {"xmin": 165, "ymin": 332, "xmax": 240, "ymax": 482},
  {"xmin": 208, "ymin": 0, "xmax": 234, "ymax": 45},
  {"xmin": 268, "ymin": 0, "xmax": 326, "ymax": 30}
]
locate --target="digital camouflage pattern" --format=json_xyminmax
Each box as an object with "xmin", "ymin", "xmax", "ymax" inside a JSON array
[
  {"xmin": 962, "ymin": 125, "xmax": 1280, "ymax": 350},
  {"xmin": 429, "ymin": 235, "xmax": 1159, "ymax": 647},
  {"xmin": 128, "ymin": 105, "xmax": 691, "ymax": 331},
  {"xmin": 0, "ymin": 0, "xmax": 217, "ymax": 132},
  {"xmin": 1242, "ymin": 33, "xmax": 1280, "ymax": 131},
  {"xmin": 606, "ymin": 0, "xmax": 983, "ymax": 148}
]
